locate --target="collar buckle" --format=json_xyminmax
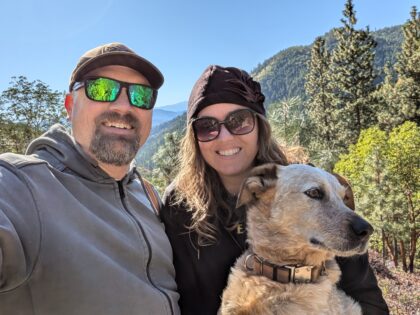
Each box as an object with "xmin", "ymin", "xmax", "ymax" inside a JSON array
[{"xmin": 289, "ymin": 265, "xmax": 314, "ymax": 283}]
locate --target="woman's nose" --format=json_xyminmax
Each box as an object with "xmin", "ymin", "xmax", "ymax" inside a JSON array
[{"xmin": 217, "ymin": 124, "xmax": 234, "ymax": 140}]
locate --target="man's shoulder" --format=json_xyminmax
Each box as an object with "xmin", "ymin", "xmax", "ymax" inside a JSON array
[
  {"xmin": 0, "ymin": 152, "xmax": 47, "ymax": 170},
  {"xmin": 0, "ymin": 153, "xmax": 47, "ymax": 192}
]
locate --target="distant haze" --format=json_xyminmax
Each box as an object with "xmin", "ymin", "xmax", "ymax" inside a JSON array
[
  {"xmin": 156, "ymin": 101, "xmax": 187, "ymax": 113},
  {"xmin": 152, "ymin": 101, "xmax": 187, "ymax": 127}
]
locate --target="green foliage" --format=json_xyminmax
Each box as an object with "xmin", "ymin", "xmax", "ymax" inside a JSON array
[
  {"xmin": 251, "ymin": 25, "xmax": 403, "ymax": 107},
  {"xmin": 387, "ymin": 122, "xmax": 419, "ymax": 230},
  {"xmin": 334, "ymin": 122, "xmax": 419, "ymax": 272},
  {"xmin": 334, "ymin": 126, "xmax": 388, "ymax": 223},
  {"xmin": 136, "ymin": 113, "xmax": 186, "ymax": 169},
  {"xmin": 305, "ymin": 37, "xmax": 335, "ymax": 144},
  {"xmin": 0, "ymin": 76, "xmax": 67, "ymax": 153},
  {"xmin": 267, "ymin": 96, "xmax": 306, "ymax": 146},
  {"xmin": 395, "ymin": 7, "xmax": 420, "ymax": 80},
  {"xmin": 369, "ymin": 26, "xmax": 403, "ymax": 83},
  {"xmin": 252, "ymin": 46, "xmax": 311, "ymax": 104},
  {"xmin": 303, "ymin": 1, "xmax": 387, "ymax": 168},
  {"xmin": 304, "ymin": 37, "xmax": 342, "ymax": 170},
  {"xmin": 329, "ymin": 0, "xmax": 378, "ymax": 147},
  {"xmin": 374, "ymin": 63, "xmax": 402, "ymax": 130},
  {"xmin": 149, "ymin": 131, "xmax": 182, "ymax": 193},
  {"xmin": 376, "ymin": 7, "xmax": 420, "ymax": 130},
  {"xmin": 395, "ymin": 6, "xmax": 420, "ymax": 125}
]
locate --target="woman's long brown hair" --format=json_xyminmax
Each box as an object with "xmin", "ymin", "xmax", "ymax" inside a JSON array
[{"xmin": 172, "ymin": 114, "xmax": 288, "ymax": 246}]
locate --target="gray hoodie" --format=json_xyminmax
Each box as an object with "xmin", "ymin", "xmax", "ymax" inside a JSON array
[{"xmin": 0, "ymin": 125, "xmax": 180, "ymax": 315}]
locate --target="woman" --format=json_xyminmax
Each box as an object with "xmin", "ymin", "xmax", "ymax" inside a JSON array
[{"xmin": 161, "ymin": 65, "xmax": 388, "ymax": 315}]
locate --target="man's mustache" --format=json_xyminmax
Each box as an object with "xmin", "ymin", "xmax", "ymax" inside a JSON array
[{"xmin": 94, "ymin": 111, "xmax": 140, "ymax": 130}]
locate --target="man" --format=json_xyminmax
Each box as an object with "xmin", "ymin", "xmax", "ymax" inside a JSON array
[{"xmin": 0, "ymin": 43, "xmax": 180, "ymax": 315}]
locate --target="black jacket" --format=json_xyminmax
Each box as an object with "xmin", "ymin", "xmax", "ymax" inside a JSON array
[{"xmin": 161, "ymin": 185, "xmax": 389, "ymax": 315}]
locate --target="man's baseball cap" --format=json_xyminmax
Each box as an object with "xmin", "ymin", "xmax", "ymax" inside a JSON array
[{"xmin": 69, "ymin": 42, "xmax": 164, "ymax": 91}]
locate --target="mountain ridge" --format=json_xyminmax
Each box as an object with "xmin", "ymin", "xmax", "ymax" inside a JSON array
[{"xmin": 138, "ymin": 24, "xmax": 403, "ymax": 169}]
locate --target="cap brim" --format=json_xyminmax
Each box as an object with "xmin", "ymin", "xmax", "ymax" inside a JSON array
[{"xmin": 71, "ymin": 52, "xmax": 164, "ymax": 90}]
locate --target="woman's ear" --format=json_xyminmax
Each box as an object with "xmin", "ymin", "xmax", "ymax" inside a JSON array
[{"xmin": 64, "ymin": 93, "xmax": 73, "ymax": 119}]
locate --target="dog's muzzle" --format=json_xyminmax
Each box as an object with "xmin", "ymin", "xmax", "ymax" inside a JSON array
[{"xmin": 348, "ymin": 215, "xmax": 374, "ymax": 242}]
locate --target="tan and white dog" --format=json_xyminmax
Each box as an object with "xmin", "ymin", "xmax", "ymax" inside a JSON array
[{"xmin": 219, "ymin": 163, "xmax": 373, "ymax": 315}]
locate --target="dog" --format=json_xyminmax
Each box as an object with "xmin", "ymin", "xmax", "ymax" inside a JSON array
[{"xmin": 219, "ymin": 163, "xmax": 373, "ymax": 315}]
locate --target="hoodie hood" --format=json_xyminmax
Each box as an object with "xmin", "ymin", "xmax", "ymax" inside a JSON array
[{"xmin": 26, "ymin": 124, "xmax": 137, "ymax": 183}]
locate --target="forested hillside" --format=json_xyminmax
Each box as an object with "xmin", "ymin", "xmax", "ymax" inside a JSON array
[
  {"xmin": 137, "ymin": 113, "xmax": 186, "ymax": 169},
  {"xmin": 252, "ymin": 25, "xmax": 403, "ymax": 104},
  {"xmin": 137, "ymin": 24, "xmax": 404, "ymax": 169}
]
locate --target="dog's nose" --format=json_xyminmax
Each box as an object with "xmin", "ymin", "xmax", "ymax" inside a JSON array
[{"xmin": 350, "ymin": 216, "xmax": 374, "ymax": 241}]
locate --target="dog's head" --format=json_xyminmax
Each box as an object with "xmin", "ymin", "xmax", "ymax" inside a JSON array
[{"xmin": 237, "ymin": 163, "xmax": 373, "ymax": 259}]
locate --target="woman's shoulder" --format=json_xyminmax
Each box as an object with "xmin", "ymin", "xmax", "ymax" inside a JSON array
[
  {"xmin": 162, "ymin": 181, "xmax": 184, "ymax": 209},
  {"xmin": 161, "ymin": 181, "xmax": 192, "ymax": 225}
]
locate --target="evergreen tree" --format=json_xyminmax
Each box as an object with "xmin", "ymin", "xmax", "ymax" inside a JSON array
[
  {"xmin": 375, "ymin": 63, "xmax": 401, "ymax": 130},
  {"xmin": 396, "ymin": 6, "xmax": 420, "ymax": 80},
  {"xmin": 149, "ymin": 131, "xmax": 182, "ymax": 193},
  {"xmin": 394, "ymin": 6, "xmax": 420, "ymax": 125},
  {"xmin": 329, "ymin": 0, "xmax": 377, "ymax": 147},
  {"xmin": 267, "ymin": 96, "xmax": 306, "ymax": 146},
  {"xmin": 304, "ymin": 37, "xmax": 340, "ymax": 169}
]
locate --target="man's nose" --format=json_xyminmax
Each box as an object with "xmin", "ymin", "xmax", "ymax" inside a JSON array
[{"xmin": 109, "ymin": 87, "xmax": 132, "ymax": 112}]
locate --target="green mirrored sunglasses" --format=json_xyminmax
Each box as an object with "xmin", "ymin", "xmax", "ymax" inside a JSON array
[{"xmin": 73, "ymin": 76, "xmax": 157, "ymax": 109}]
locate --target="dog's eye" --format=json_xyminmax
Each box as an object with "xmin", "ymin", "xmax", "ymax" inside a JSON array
[{"xmin": 304, "ymin": 188, "xmax": 324, "ymax": 200}]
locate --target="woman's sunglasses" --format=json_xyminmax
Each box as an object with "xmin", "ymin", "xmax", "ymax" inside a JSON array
[
  {"xmin": 73, "ymin": 76, "xmax": 157, "ymax": 109},
  {"xmin": 192, "ymin": 109, "xmax": 256, "ymax": 142}
]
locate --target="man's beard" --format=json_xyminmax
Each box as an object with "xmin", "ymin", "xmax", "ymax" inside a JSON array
[{"xmin": 90, "ymin": 112, "xmax": 141, "ymax": 166}]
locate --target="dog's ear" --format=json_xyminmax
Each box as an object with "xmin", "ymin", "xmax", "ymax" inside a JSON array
[
  {"xmin": 236, "ymin": 163, "xmax": 278, "ymax": 208},
  {"xmin": 332, "ymin": 173, "xmax": 355, "ymax": 211}
]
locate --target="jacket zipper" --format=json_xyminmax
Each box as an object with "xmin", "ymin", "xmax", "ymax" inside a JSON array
[{"xmin": 117, "ymin": 181, "xmax": 174, "ymax": 315}]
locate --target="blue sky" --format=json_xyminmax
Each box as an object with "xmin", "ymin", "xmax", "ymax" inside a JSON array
[{"xmin": 0, "ymin": 0, "xmax": 416, "ymax": 107}]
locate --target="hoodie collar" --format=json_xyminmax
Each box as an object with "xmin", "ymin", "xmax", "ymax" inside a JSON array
[{"xmin": 26, "ymin": 124, "xmax": 137, "ymax": 183}]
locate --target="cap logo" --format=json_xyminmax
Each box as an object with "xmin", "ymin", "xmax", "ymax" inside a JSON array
[{"xmin": 102, "ymin": 44, "xmax": 129, "ymax": 54}]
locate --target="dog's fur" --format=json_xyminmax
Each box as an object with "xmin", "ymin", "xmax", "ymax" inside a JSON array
[{"xmin": 219, "ymin": 163, "xmax": 373, "ymax": 315}]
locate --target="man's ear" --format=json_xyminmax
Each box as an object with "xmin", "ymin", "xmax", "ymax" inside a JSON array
[{"xmin": 64, "ymin": 93, "xmax": 73, "ymax": 119}]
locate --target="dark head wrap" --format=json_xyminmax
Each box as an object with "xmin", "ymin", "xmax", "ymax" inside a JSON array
[{"xmin": 187, "ymin": 65, "xmax": 265, "ymax": 121}]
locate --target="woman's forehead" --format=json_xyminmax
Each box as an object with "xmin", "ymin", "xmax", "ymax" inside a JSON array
[{"xmin": 197, "ymin": 103, "xmax": 248, "ymax": 119}]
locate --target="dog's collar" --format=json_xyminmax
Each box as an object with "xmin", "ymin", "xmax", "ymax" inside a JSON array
[{"xmin": 244, "ymin": 253, "xmax": 327, "ymax": 284}]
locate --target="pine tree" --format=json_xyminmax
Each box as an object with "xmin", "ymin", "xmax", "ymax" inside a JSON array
[
  {"xmin": 375, "ymin": 63, "xmax": 401, "ymax": 130},
  {"xmin": 394, "ymin": 6, "xmax": 420, "ymax": 124},
  {"xmin": 329, "ymin": 0, "xmax": 377, "ymax": 147},
  {"xmin": 304, "ymin": 37, "xmax": 340, "ymax": 167},
  {"xmin": 150, "ymin": 131, "xmax": 182, "ymax": 192},
  {"xmin": 267, "ymin": 96, "xmax": 305, "ymax": 146}
]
